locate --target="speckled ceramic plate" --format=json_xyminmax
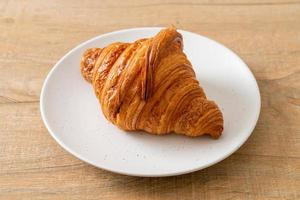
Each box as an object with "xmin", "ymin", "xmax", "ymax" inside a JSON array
[{"xmin": 40, "ymin": 27, "xmax": 261, "ymax": 177}]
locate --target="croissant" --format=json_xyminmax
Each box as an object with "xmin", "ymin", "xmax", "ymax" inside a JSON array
[{"xmin": 80, "ymin": 27, "xmax": 223, "ymax": 138}]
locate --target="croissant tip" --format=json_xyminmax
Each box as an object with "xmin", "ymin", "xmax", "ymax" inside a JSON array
[
  {"xmin": 80, "ymin": 48, "xmax": 102, "ymax": 83},
  {"xmin": 210, "ymin": 128, "xmax": 223, "ymax": 139}
]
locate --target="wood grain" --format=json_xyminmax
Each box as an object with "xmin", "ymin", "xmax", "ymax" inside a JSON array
[{"xmin": 0, "ymin": 0, "xmax": 299, "ymax": 199}]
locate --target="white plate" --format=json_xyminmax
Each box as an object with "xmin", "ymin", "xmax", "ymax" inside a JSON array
[{"xmin": 40, "ymin": 27, "xmax": 260, "ymax": 177}]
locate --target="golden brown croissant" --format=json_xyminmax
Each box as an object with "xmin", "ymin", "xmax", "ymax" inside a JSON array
[{"xmin": 80, "ymin": 27, "xmax": 223, "ymax": 138}]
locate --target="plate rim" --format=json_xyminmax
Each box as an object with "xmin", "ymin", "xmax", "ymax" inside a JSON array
[{"xmin": 40, "ymin": 27, "xmax": 261, "ymax": 177}]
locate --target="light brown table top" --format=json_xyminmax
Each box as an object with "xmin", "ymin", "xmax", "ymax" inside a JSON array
[{"xmin": 1, "ymin": 0, "xmax": 300, "ymax": 199}]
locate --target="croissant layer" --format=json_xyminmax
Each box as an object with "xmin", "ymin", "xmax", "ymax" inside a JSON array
[{"xmin": 81, "ymin": 27, "xmax": 223, "ymax": 138}]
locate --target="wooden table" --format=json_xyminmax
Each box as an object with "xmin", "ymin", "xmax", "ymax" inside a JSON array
[{"xmin": 1, "ymin": 0, "xmax": 299, "ymax": 199}]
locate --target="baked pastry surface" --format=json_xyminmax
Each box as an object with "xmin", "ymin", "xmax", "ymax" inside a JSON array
[{"xmin": 80, "ymin": 27, "xmax": 223, "ymax": 138}]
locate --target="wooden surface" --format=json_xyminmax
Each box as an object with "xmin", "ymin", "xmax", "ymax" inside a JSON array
[{"xmin": 1, "ymin": 0, "xmax": 300, "ymax": 199}]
